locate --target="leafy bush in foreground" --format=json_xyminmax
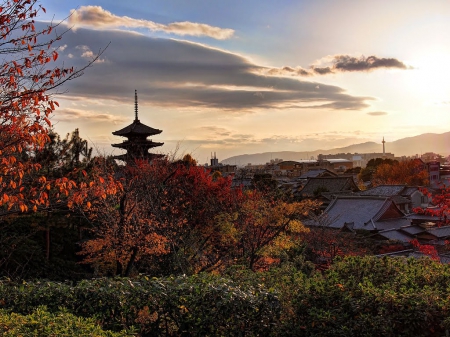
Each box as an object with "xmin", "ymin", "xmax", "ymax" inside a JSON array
[
  {"xmin": 0, "ymin": 274, "xmax": 279, "ymax": 336},
  {"xmin": 0, "ymin": 306, "xmax": 133, "ymax": 337}
]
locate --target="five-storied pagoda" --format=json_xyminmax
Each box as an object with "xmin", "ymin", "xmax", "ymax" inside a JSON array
[{"xmin": 111, "ymin": 90, "xmax": 163, "ymax": 163}]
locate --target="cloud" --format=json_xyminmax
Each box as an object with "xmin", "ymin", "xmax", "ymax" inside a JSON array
[
  {"xmin": 367, "ymin": 111, "xmax": 388, "ymax": 116},
  {"xmin": 76, "ymin": 45, "xmax": 94, "ymax": 58},
  {"xmin": 46, "ymin": 23, "xmax": 372, "ymax": 111},
  {"xmin": 263, "ymin": 54, "xmax": 410, "ymax": 77},
  {"xmin": 332, "ymin": 55, "xmax": 409, "ymax": 72},
  {"xmin": 197, "ymin": 126, "xmax": 232, "ymax": 137},
  {"xmin": 69, "ymin": 6, "xmax": 234, "ymax": 40},
  {"xmin": 54, "ymin": 108, "xmax": 128, "ymax": 124}
]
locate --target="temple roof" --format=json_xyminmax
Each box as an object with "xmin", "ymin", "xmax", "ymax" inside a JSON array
[
  {"xmin": 111, "ymin": 139, "xmax": 164, "ymax": 149},
  {"xmin": 112, "ymin": 119, "xmax": 162, "ymax": 137}
]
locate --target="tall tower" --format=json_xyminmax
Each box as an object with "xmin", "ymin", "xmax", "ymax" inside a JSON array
[
  {"xmin": 111, "ymin": 90, "xmax": 164, "ymax": 163},
  {"xmin": 382, "ymin": 137, "xmax": 386, "ymax": 158}
]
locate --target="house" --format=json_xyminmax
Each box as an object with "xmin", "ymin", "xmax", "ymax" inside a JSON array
[
  {"xmin": 316, "ymin": 196, "xmax": 408, "ymax": 232},
  {"xmin": 297, "ymin": 176, "xmax": 359, "ymax": 198},
  {"xmin": 358, "ymin": 185, "xmax": 431, "ymax": 213},
  {"xmin": 298, "ymin": 169, "xmax": 338, "ymax": 180}
]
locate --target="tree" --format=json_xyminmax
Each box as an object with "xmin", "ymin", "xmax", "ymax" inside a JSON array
[
  {"xmin": 358, "ymin": 158, "xmax": 397, "ymax": 182},
  {"xmin": 0, "ymin": 0, "xmax": 103, "ymax": 216},
  {"xmin": 77, "ymin": 158, "xmax": 241, "ymax": 276},
  {"xmin": 215, "ymin": 192, "xmax": 317, "ymax": 271},
  {"xmin": 372, "ymin": 159, "xmax": 429, "ymax": 186}
]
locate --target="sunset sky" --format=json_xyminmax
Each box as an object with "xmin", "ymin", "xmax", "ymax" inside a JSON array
[{"xmin": 39, "ymin": 0, "xmax": 450, "ymax": 163}]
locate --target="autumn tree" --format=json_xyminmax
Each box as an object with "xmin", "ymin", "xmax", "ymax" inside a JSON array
[
  {"xmin": 75, "ymin": 158, "xmax": 237, "ymax": 276},
  {"xmin": 76, "ymin": 157, "xmax": 320, "ymax": 276},
  {"xmin": 0, "ymin": 1, "xmax": 110, "ymax": 278},
  {"xmin": 358, "ymin": 158, "xmax": 397, "ymax": 182},
  {"xmin": 215, "ymin": 191, "xmax": 318, "ymax": 271},
  {"xmin": 372, "ymin": 159, "xmax": 429, "ymax": 186},
  {"xmin": 0, "ymin": 0, "xmax": 104, "ymax": 216}
]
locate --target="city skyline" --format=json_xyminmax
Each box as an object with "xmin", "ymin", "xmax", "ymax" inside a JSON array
[{"xmin": 40, "ymin": 0, "xmax": 450, "ymax": 163}]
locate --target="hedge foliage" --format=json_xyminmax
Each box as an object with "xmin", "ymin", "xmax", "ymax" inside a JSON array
[
  {"xmin": 0, "ymin": 274, "xmax": 279, "ymax": 336},
  {"xmin": 1, "ymin": 256, "xmax": 450, "ymax": 336},
  {"xmin": 0, "ymin": 306, "xmax": 132, "ymax": 336}
]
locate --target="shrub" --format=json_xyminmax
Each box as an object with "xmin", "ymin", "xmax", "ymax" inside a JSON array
[
  {"xmin": 0, "ymin": 274, "xmax": 280, "ymax": 336},
  {"xmin": 0, "ymin": 306, "xmax": 133, "ymax": 336}
]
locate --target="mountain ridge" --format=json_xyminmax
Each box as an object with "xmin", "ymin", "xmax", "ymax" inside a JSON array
[{"xmin": 221, "ymin": 131, "xmax": 450, "ymax": 165}]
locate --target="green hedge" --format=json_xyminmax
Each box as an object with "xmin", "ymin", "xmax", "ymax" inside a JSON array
[
  {"xmin": 2, "ymin": 257, "xmax": 450, "ymax": 336},
  {"xmin": 279, "ymin": 257, "xmax": 450, "ymax": 336},
  {"xmin": 0, "ymin": 274, "xmax": 280, "ymax": 336},
  {"xmin": 0, "ymin": 306, "xmax": 133, "ymax": 336}
]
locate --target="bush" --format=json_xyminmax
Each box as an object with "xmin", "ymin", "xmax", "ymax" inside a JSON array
[
  {"xmin": 282, "ymin": 256, "xmax": 450, "ymax": 336},
  {"xmin": 0, "ymin": 274, "xmax": 280, "ymax": 336},
  {"xmin": 0, "ymin": 306, "xmax": 133, "ymax": 336}
]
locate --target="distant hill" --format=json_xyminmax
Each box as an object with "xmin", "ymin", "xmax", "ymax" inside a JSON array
[{"xmin": 221, "ymin": 132, "xmax": 450, "ymax": 165}]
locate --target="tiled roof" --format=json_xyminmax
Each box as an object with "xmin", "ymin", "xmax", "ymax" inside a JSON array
[
  {"xmin": 359, "ymin": 185, "xmax": 406, "ymax": 196},
  {"xmin": 400, "ymin": 225, "xmax": 426, "ymax": 235},
  {"xmin": 376, "ymin": 229, "xmax": 414, "ymax": 242},
  {"xmin": 402, "ymin": 187, "xmax": 422, "ymax": 196},
  {"xmin": 298, "ymin": 169, "xmax": 337, "ymax": 179},
  {"xmin": 113, "ymin": 119, "xmax": 162, "ymax": 136},
  {"xmin": 391, "ymin": 195, "xmax": 411, "ymax": 204},
  {"xmin": 426, "ymin": 226, "xmax": 450, "ymax": 238},
  {"xmin": 299, "ymin": 176, "xmax": 359, "ymax": 197},
  {"xmin": 375, "ymin": 218, "xmax": 411, "ymax": 231},
  {"xmin": 323, "ymin": 196, "xmax": 395, "ymax": 229},
  {"xmin": 406, "ymin": 213, "xmax": 442, "ymax": 221}
]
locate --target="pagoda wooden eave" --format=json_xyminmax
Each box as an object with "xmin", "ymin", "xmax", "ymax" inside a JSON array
[
  {"xmin": 111, "ymin": 140, "xmax": 164, "ymax": 149},
  {"xmin": 112, "ymin": 119, "xmax": 162, "ymax": 137}
]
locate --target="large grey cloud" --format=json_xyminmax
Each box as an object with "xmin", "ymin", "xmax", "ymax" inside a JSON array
[
  {"xmin": 265, "ymin": 55, "xmax": 410, "ymax": 77},
  {"xmin": 49, "ymin": 24, "xmax": 372, "ymax": 111}
]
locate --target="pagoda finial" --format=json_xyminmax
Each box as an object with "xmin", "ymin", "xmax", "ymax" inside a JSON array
[{"xmin": 134, "ymin": 90, "xmax": 139, "ymax": 122}]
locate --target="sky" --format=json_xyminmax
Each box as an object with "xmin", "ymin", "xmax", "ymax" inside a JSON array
[{"xmin": 37, "ymin": 0, "xmax": 450, "ymax": 163}]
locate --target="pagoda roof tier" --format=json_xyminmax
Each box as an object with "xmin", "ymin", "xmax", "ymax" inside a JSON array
[
  {"xmin": 113, "ymin": 153, "xmax": 164, "ymax": 162},
  {"xmin": 111, "ymin": 140, "xmax": 164, "ymax": 149},
  {"xmin": 113, "ymin": 119, "xmax": 162, "ymax": 137}
]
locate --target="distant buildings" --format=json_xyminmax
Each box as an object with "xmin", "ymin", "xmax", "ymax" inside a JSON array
[{"xmin": 204, "ymin": 152, "xmax": 236, "ymax": 176}]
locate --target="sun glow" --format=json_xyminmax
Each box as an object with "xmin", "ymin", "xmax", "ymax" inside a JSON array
[{"xmin": 407, "ymin": 51, "xmax": 450, "ymax": 105}]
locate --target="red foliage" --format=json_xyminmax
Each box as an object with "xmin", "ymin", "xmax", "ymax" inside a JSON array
[
  {"xmin": 0, "ymin": 0, "xmax": 102, "ymax": 215},
  {"xmin": 410, "ymin": 239, "xmax": 439, "ymax": 261}
]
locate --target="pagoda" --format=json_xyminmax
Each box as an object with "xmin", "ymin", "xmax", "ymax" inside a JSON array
[{"xmin": 112, "ymin": 90, "xmax": 164, "ymax": 163}]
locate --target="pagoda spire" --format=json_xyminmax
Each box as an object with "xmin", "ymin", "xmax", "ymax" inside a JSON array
[
  {"xmin": 111, "ymin": 91, "xmax": 163, "ymax": 164},
  {"xmin": 134, "ymin": 89, "xmax": 139, "ymax": 122}
]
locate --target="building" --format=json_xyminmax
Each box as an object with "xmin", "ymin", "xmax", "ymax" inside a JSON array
[
  {"xmin": 111, "ymin": 91, "xmax": 164, "ymax": 163},
  {"xmin": 205, "ymin": 153, "xmax": 237, "ymax": 177}
]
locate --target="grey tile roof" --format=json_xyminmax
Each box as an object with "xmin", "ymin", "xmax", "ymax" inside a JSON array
[
  {"xmin": 406, "ymin": 213, "xmax": 442, "ymax": 221},
  {"xmin": 426, "ymin": 226, "xmax": 450, "ymax": 238},
  {"xmin": 376, "ymin": 229, "xmax": 414, "ymax": 242},
  {"xmin": 400, "ymin": 225, "xmax": 426, "ymax": 235},
  {"xmin": 323, "ymin": 196, "xmax": 396, "ymax": 229},
  {"xmin": 298, "ymin": 169, "xmax": 337, "ymax": 179},
  {"xmin": 299, "ymin": 176, "xmax": 359, "ymax": 197},
  {"xmin": 375, "ymin": 218, "xmax": 411, "ymax": 231},
  {"xmin": 402, "ymin": 187, "xmax": 422, "ymax": 196},
  {"xmin": 359, "ymin": 185, "xmax": 406, "ymax": 197},
  {"xmin": 391, "ymin": 195, "xmax": 411, "ymax": 204}
]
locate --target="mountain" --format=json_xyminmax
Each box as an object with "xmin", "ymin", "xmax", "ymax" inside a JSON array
[{"xmin": 221, "ymin": 132, "xmax": 450, "ymax": 165}]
